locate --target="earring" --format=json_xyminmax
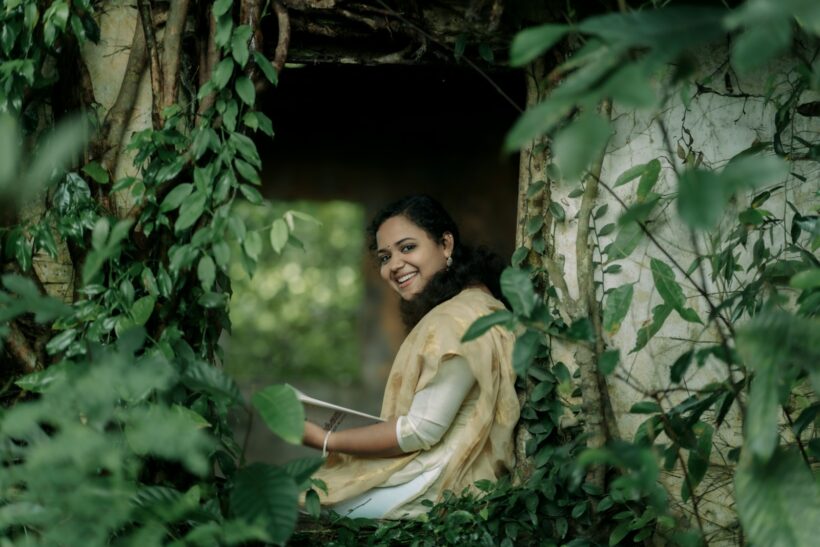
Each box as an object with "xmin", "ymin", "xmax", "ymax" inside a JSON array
[{"xmin": 446, "ymin": 256, "xmax": 453, "ymax": 269}]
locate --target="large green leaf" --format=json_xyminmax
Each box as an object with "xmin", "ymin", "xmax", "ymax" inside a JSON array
[
  {"xmin": 676, "ymin": 169, "xmax": 724, "ymax": 229},
  {"xmin": 462, "ymin": 310, "xmax": 513, "ymax": 342},
  {"xmin": 182, "ymin": 360, "xmax": 242, "ymax": 405},
  {"xmin": 252, "ymin": 384, "xmax": 304, "ymax": 445},
  {"xmin": 509, "ymin": 24, "xmax": 568, "ymax": 67},
  {"xmin": 578, "ymin": 6, "xmax": 725, "ymax": 55},
  {"xmin": 736, "ymin": 312, "xmax": 820, "ymax": 459},
  {"xmin": 230, "ymin": 464, "xmax": 299, "ymax": 546},
  {"xmin": 175, "ymin": 191, "xmax": 207, "ymax": 232},
  {"xmin": 603, "ymin": 283, "xmax": 633, "ymax": 336},
  {"xmin": 731, "ymin": 18, "xmax": 792, "ymax": 74},
  {"xmin": 607, "ymin": 221, "xmax": 643, "ymax": 260},
  {"xmin": 631, "ymin": 304, "xmax": 672, "ymax": 353},
  {"xmin": 269, "ymin": 219, "xmax": 288, "ymax": 254},
  {"xmin": 280, "ymin": 456, "xmax": 326, "ymax": 490},
  {"xmin": 512, "ymin": 330, "xmax": 541, "ymax": 377},
  {"xmin": 552, "ymin": 112, "xmax": 611, "ymax": 183},
  {"xmin": 735, "ymin": 449, "xmax": 820, "ymax": 547},
  {"xmin": 650, "ymin": 258, "xmax": 700, "ymax": 324},
  {"xmin": 504, "ymin": 96, "xmax": 575, "ymax": 152},
  {"xmin": 500, "ymin": 267, "xmax": 537, "ymax": 317}
]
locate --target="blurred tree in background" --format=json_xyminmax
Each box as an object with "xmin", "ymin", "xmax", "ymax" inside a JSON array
[{"xmin": 226, "ymin": 201, "xmax": 364, "ymax": 384}]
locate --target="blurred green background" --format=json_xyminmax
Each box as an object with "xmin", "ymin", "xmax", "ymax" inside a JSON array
[{"xmin": 224, "ymin": 200, "xmax": 365, "ymax": 386}]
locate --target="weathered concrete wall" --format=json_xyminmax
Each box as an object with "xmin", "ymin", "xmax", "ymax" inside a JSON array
[{"xmin": 548, "ymin": 46, "xmax": 818, "ymax": 543}]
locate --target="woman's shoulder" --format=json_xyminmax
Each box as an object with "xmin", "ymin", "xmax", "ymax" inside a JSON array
[{"xmin": 422, "ymin": 288, "xmax": 505, "ymax": 327}]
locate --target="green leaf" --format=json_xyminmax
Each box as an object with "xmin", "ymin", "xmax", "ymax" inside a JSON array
[
  {"xmin": 608, "ymin": 222, "xmax": 643, "ymax": 260},
  {"xmin": 211, "ymin": 58, "xmax": 234, "ymax": 89},
  {"xmin": 46, "ymin": 328, "xmax": 77, "ymax": 355},
  {"xmin": 735, "ymin": 449, "xmax": 820, "ymax": 547},
  {"xmin": 670, "ymin": 350, "xmax": 693, "ymax": 383},
  {"xmin": 614, "ymin": 162, "xmax": 650, "ymax": 187},
  {"xmin": 82, "ymin": 161, "xmax": 109, "ymax": 184},
  {"xmin": 462, "ymin": 310, "xmax": 514, "ymax": 342},
  {"xmin": 15, "ymin": 363, "xmax": 69, "ymax": 393},
  {"xmin": 630, "ymin": 401, "xmax": 662, "ymax": 414},
  {"xmin": 650, "ymin": 258, "xmax": 700, "ymax": 323},
  {"xmin": 552, "ymin": 112, "xmax": 611, "ymax": 183},
  {"xmin": 790, "ymin": 268, "xmax": 820, "ymax": 289},
  {"xmin": 631, "ymin": 304, "xmax": 672, "ymax": 353},
  {"xmin": 159, "ymin": 183, "xmax": 193, "ymax": 213},
  {"xmin": 512, "ymin": 330, "xmax": 541, "ymax": 377},
  {"xmin": 175, "ymin": 191, "xmax": 207, "ymax": 232},
  {"xmin": 281, "ymin": 456, "xmax": 326, "ymax": 490},
  {"xmin": 235, "ymin": 76, "xmax": 255, "ymax": 106},
  {"xmin": 603, "ymin": 283, "xmax": 633, "ymax": 336},
  {"xmin": 213, "ymin": 241, "xmax": 231, "ymax": 270},
  {"xmin": 636, "ymin": 159, "xmax": 661, "ymax": 201},
  {"xmin": 511, "ymin": 246, "xmax": 529, "ymax": 266},
  {"xmin": 197, "ymin": 255, "xmax": 216, "ymax": 291},
  {"xmin": 598, "ymin": 349, "xmax": 620, "ymax": 376},
  {"xmin": 230, "ymin": 25, "xmax": 251, "ymax": 67},
  {"xmin": 682, "ymin": 422, "xmax": 712, "ymax": 502},
  {"xmin": 305, "ymin": 490, "xmax": 321, "ymax": 518},
  {"xmin": 676, "ymin": 169, "xmax": 724, "ymax": 230},
  {"xmin": 509, "ymin": 24, "xmax": 568, "ymax": 67},
  {"xmin": 234, "ymin": 157, "xmax": 260, "ymax": 184},
  {"xmin": 131, "ymin": 295, "xmax": 156, "ymax": 326},
  {"xmin": 231, "ymin": 464, "xmax": 299, "ymax": 546},
  {"xmin": 239, "ymin": 184, "xmax": 263, "ymax": 204},
  {"xmin": 500, "ymin": 267, "xmax": 536, "ymax": 317},
  {"xmin": 549, "ymin": 201, "xmax": 566, "ymax": 222},
  {"xmin": 253, "ymin": 51, "xmax": 278, "ymax": 86},
  {"xmin": 213, "ymin": 0, "xmax": 232, "ymax": 17},
  {"xmin": 252, "ymin": 384, "xmax": 305, "ymax": 445},
  {"xmin": 732, "ymin": 19, "xmax": 792, "ymax": 75},
  {"xmin": 270, "ymin": 219, "xmax": 288, "ymax": 254},
  {"xmin": 182, "ymin": 360, "xmax": 242, "ymax": 404},
  {"xmin": 244, "ymin": 231, "xmax": 262, "ymax": 261},
  {"xmin": 229, "ymin": 132, "xmax": 261, "ymax": 168},
  {"xmin": 504, "ymin": 96, "xmax": 575, "ymax": 152}
]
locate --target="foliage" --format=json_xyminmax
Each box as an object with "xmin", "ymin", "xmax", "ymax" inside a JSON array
[
  {"xmin": 297, "ymin": 0, "xmax": 820, "ymax": 545},
  {"xmin": 0, "ymin": 0, "xmax": 319, "ymax": 544}
]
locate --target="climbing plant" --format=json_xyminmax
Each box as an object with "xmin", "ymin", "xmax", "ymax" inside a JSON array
[
  {"xmin": 0, "ymin": 0, "xmax": 318, "ymax": 544},
  {"xmin": 292, "ymin": 1, "xmax": 820, "ymax": 546}
]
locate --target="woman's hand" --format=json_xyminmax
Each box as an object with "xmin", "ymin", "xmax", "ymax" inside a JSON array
[{"xmin": 302, "ymin": 420, "xmax": 327, "ymax": 450}]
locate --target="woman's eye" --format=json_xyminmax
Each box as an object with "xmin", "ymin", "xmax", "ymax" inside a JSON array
[
  {"xmin": 378, "ymin": 255, "xmax": 389, "ymax": 265},
  {"xmin": 401, "ymin": 244, "xmax": 416, "ymax": 253}
]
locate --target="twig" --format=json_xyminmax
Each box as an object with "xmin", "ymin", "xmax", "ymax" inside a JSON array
[
  {"xmin": 101, "ymin": 14, "xmax": 147, "ymax": 175},
  {"xmin": 161, "ymin": 0, "xmax": 191, "ymax": 109},
  {"xmin": 6, "ymin": 321, "xmax": 40, "ymax": 372},
  {"xmin": 783, "ymin": 406, "xmax": 812, "ymax": 469},
  {"xmin": 137, "ymin": 0, "xmax": 165, "ymax": 128},
  {"xmin": 272, "ymin": 1, "xmax": 290, "ymax": 73},
  {"xmin": 373, "ymin": 0, "xmax": 523, "ymax": 114}
]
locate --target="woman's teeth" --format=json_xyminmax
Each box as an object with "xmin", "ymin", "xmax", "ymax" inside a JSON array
[{"xmin": 397, "ymin": 272, "xmax": 416, "ymax": 286}]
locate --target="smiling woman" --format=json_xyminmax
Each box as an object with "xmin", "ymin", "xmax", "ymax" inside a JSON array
[{"xmin": 301, "ymin": 195, "xmax": 520, "ymax": 519}]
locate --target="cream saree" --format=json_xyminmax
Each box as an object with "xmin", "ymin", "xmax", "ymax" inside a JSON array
[{"xmin": 312, "ymin": 288, "xmax": 519, "ymax": 519}]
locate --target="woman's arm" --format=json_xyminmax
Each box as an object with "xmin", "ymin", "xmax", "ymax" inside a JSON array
[{"xmin": 303, "ymin": 418, "xmax": 404, "ymax": 458}]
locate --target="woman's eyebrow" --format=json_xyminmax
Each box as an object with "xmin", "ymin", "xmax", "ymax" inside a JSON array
[{"xmin": 377, "ymin": 237, "xmax": 415, "ymax": 254}]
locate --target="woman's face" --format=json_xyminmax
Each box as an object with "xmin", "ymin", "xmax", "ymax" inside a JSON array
[{"xmin": 375, "ymin": 215, "xmax": 453, "ymax": 300}]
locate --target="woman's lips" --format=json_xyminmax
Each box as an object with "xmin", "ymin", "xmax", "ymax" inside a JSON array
[{"xmin": 396, "ymin": 272, "xmax": 417, "ymax": 289}]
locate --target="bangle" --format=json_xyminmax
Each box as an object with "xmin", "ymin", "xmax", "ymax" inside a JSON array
[{"xmin": 322, "ymin": 430, "xmax": 332, "ymax": 457}]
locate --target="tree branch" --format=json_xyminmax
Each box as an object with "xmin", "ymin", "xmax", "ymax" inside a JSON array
[
  {"xmin": 101, "ymin": 14, "xmax": 148, "ymax": 175},
  {"xmin": 137, "ymin": 0, "xmax": 164, "ymax": 128},
  {"xmin": 272, "ymin": 1, "xmax": 291, "ymax": 73},
  {"xmin": 196, "ymin": 11, "xmax": 218, "ymax": 123},
  {"xmin": 6, "ymin": 321, "xmax": 40, "ymax": 372},
  {"xmin": 161, "ymin": 0, "xmax": 191, "ymax": 109}
]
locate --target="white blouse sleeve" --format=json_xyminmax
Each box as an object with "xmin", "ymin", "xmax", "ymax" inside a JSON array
[{"xmin": 395, "ymin": 355, "xmax": 476, "ymax": 453}]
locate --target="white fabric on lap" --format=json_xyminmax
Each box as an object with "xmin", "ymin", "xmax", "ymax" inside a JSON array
[{"xmin": 396, "ymin": 355, "xmax": 475, "ymax": 453}]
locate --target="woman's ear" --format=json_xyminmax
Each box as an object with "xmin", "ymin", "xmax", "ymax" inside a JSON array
[{"xmin": 441, "ymin": 232, "xmax": 455, "ymax": 255}]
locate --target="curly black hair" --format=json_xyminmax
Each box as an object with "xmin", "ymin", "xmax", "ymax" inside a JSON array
[{"xmin": 367, "ymin": 195, "xmax": 508, "ymax": 330}]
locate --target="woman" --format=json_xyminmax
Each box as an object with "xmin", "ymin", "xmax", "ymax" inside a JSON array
[{"xmin": 302, "ymin": 195, "xmax": 519, "ymax": 519}]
